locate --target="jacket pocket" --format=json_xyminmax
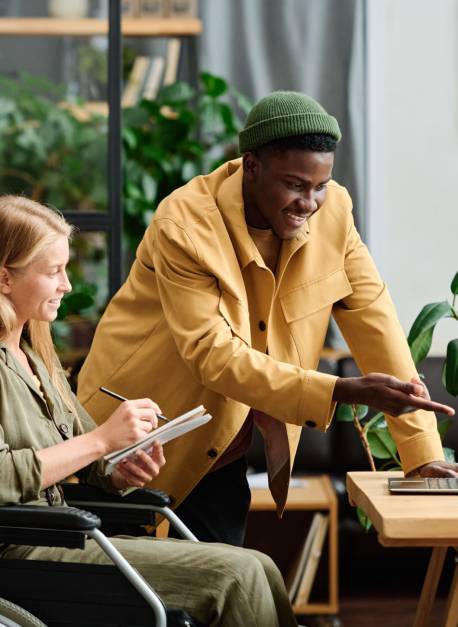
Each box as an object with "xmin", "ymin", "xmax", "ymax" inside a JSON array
[
  {"xmin": 218, "ymin": 290, "xmax": 251, "ymax": 344},
  {"xmin": 280, "ymin": 269, "xmax": 353, "ymax": 323}
]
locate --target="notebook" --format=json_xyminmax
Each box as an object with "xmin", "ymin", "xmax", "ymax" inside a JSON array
[
  {"xmin": 388, "ymin": 477, "xmax": 458, "ymax": 494},
  {"xmin": 103, "ymin": 405, "xmax": 212, "ymax": 474}
]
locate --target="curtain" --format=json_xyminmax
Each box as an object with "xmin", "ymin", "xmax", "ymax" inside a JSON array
[{"xmin": 196, "ymin": 0, "xmax": 367, "ymax": 234}]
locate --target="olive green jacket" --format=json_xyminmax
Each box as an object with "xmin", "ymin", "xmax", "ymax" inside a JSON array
[{"xmin": 0, "ymin": 340, "xmax": 112, "ymax": 508}]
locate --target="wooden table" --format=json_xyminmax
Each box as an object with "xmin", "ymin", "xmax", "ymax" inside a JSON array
[
  {"xmin": 250, "ymin": 475, "xmax": 338, "ymax": 616},
  {"xmin": 347, "ymin": 471, "xmax": 458, "ymax": 627}
]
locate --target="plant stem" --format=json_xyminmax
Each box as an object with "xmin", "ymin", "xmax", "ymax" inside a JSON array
[{"xmin": 352, "ymin": 404, "xmax": 376, "ymax": 471}]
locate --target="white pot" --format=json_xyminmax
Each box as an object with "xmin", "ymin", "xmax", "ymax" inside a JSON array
[{"xmin": 48, "ymin": 0, "xmax": 90, "ymax": 18}]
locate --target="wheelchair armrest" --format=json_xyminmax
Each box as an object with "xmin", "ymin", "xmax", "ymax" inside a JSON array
[
  {"xmin": 62, "ymin": 483, "xmax": 171, "ymax": 507},
  {"xmin": 0, "ymin": 505, "xmax": 100, "ymax": 549}
]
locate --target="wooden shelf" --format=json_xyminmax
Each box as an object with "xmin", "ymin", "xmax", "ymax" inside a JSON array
[
  {"xmin": 0, "ymin": 17, "xmax": 202, "ymax": 37},
  {"xmin": 249, "ymin": 475, "xmax": 339, "ymax": 616}
]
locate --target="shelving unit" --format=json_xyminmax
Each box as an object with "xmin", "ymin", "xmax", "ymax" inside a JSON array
[
  {"xmin": 0, "ymin": 17, "xmax": 202, "ymax": 37},
  {"xmin": 249, "ymin": 475, "xmax": 339, "ymax": 617},
  {"xmin": 0, "ymin": 8, "xmax": 202, "ymax": 296}
]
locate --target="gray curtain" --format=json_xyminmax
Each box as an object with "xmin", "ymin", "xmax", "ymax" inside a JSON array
[{"xmin": 196, "ymin": 0, "xmax": 367, "ymax": 235}]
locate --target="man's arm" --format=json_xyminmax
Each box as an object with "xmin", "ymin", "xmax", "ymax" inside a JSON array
[{"xmin": 332, "ymin": 215, "xmax": 455, "ymax": 475}]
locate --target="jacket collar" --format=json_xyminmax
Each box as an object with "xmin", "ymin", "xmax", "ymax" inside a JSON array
[
  {"xmin": 0, "ymin": 339, "xmax": 55, "ymax": 414},
  {"xmin": 215, "ymin": 159, "xmax": 310, "ymax": 274}
]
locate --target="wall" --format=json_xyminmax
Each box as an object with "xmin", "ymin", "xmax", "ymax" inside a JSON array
[{"xmin": 367, "ymin": 0, "xmax": 458, "ymax": 354}]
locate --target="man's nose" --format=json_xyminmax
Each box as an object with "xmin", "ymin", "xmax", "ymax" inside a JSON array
[{"xmin": 295, "ymin": 195, "xmax": 317, "ymax": 214}]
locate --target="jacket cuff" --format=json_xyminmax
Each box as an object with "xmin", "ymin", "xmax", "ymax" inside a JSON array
[
  {"xmin": 397, "ymin": 431, "xmax": 445, "ymax": 475},
  {"xmin": 298, "ymin": 371, "xmax": 338, "ymax": 431}
]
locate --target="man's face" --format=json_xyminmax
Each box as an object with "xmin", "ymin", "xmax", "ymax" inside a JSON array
[{"xmin": 243, "ymin": 149, "xmax": 335, "ymax": 240}]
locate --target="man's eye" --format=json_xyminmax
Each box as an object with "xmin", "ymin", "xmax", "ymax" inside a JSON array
[
  {"xmin": 316, "ymin": 184, "xmax": 327, "ymax": 192},
  {"xmin": 286, "ymin": 181, "xmax": 302, "ymax": 191}
]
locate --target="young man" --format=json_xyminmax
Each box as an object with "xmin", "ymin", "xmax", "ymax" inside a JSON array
[{"xmin": 78, "ymin": 91, "xmax": 456, "ymax": 545}]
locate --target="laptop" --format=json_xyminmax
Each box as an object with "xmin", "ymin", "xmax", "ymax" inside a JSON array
[{"xmin": 388, "ymin": 477, "xmax": 458, "ymax": 494}]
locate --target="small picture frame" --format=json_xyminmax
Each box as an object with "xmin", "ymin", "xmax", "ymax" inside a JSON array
[
  {"xmin": 121, "ymin": 0, "xmax": 140, "ymax": 17},
  {"xmin": 138, "ymin": 0, "xmax": 167, "ymax": 17},
  {"xmin": 165, "ymin": 0, "xmax": 197, "ymax": 18}
]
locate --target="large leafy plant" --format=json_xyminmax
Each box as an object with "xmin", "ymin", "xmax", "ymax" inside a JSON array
[
  {"xmin": 122, "ymin": 72, "xmax": 251, "ymax": 251},
  {"xmin": 337, "ymin": 271, "xmax": 458, "ymax": 477},
  {"xmin": 0, "ymin": 71, "xmax": 250, "ymax": 255}
]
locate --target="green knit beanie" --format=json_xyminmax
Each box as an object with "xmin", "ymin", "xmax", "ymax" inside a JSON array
[{"xmin": 239, "ymin": 90, "xmax": 341, "ymax": 153}]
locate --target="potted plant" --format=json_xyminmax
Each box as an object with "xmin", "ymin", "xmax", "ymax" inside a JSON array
[{"xmin": 336, "ymin": 271, "xmax": 458, "ymax": 527}]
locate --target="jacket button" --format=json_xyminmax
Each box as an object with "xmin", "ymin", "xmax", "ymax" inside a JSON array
[
  {"xmin": 305, "ymin": 420, "xmax": 316, "ymax": 428},
  {"xmin": 207, "ymin": 448, "xmax": 218, "ymax": 458},
  {"xmin": 258, "ymin": 320, "xmax": 266, "ymax": 331},
  {"xmin": 59, "ymin": 424, "xmax": 69, "ymax": 434}
]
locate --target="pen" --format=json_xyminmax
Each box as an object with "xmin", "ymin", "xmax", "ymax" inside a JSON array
[{"xmin": 99, "ymin": 386, "xmax": 171, "ymax": 423}]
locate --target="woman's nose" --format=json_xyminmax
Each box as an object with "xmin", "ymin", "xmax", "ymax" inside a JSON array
[{"xmin": 61, "ymin": 272, "xmax": 72, "ymax": 293}]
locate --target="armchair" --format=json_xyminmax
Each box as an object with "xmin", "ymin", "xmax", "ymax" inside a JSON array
[{"xmin": 0, "ymin": 484, "xmax": 202, "ymax": 627}]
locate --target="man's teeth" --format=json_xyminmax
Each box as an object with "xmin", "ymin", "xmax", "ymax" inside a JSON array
[{"xmin": 286, "ymin": 212, "xmax": 305, "ymax": 220}]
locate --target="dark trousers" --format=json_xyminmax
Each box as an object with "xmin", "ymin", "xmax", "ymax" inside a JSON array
[{"xmin": 169, "ymin": 456, "xmax": 251, "ymax": 546}]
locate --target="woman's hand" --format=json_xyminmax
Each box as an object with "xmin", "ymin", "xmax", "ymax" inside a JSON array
[
  {"xmin": 95, "ymin": 398, "xmax": 162, "ymax": 456},
  {"xmin": 111, "ymin": 442, "xmax": 166, "ymax": 489}
]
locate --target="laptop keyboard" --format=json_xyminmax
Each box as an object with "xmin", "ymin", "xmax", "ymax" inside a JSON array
[
  {"xmin": 388, "ymin": 477, "xmax": 458, "ymax": 493},
  {"xmin": 424, "ymin": 477, "xmax": 458, "ymax": 489}
]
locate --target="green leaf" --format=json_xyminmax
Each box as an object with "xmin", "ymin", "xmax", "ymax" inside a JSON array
[
  {"xmin": 157, "ymin": 82, "xmax": 195, "ymax": 104},
  {"xmin": 407, "ymin": 301, "xmax": 454, "ymax": 365},
  {"xmin": 367, "ymin": 428, "xmax": 398, "ymax": 460},
  {"xmin": 437, "ymin": 417, "xmax": 453, "ymax": 441},
  {"xmin": 363, "ymin": 412, "xmax": 386, "ymax": 433},
  {"xmin": 355, "ymin": 404, "xmax": 369, "ymax": 419},
  {"xmin": 141, "ymin": 173, "xmax": 157, "ymax": 202},
  {"xmin": 181, "ymin": 160, "xmax": 200, "ymax": 181},
  {"xmin": 443, "ymin": 447, "xmax": 456, "ymax": 463},
  {"xmin": 444, "ymin": 338, "xmax": 458, "ymax": 396},
  {"xmin": 57, "ymin": 291, "xmax": 95, "ymax": 320},
  {"xmin": 335, "ymin": 404, "xmax": 354, "ymax": 422},
  {"xmin": 231, "ymin": 87, "xmax": 253, "ymax": 115},
  {"xmin": 451, "ymin": 271, "xmax": 458, "ymax": 295},
  {"xmin": 200, "ymin": 72, "xmax": 228, "ymax": 97},
  {"xmin": 356, "ymin": 507, "xmax": 372, "ymax": 532},
  {"xmin": 122, "ymin": 127, "xmax": 137, "ymax": 149}
]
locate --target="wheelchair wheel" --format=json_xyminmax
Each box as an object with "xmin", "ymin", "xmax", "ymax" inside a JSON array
[{"xmin": 0, "ymin": 599, "xmax": 46, "ymax": 627}]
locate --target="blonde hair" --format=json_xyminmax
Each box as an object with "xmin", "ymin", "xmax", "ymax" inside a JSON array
[{"xmin": 0, "ymin": 195, "xmax": 76, "ymax": 413}]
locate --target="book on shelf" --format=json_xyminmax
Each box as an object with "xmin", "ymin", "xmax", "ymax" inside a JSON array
[
  {"xmin": 294, "ymin": 513, "xmax": 329, "ymax": 606},
  {"xmin": 163, "ymin": 37, "xmax": 181, "ymax": 85},
  {"xmin": 286, "ymin": 512, "xmax": 322, "ymax": 603},
  {"xmin": 104, "ymin": 405, "xmax": 212, "ymax": 474},
  {"xmin": 122, "ymin": 55, "xmax": 150, "ymax": 107},
  {"xmin": 142, "ymin": 56, "xmax": 165, "ymax": 100}
]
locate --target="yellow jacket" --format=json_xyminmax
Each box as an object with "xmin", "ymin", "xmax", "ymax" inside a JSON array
[{"xmin": 78, "ymin": 158, "xmax": 443, "ymax": 513}]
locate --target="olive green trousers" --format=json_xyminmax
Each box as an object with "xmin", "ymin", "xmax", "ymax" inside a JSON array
[{"xmin": 2, "ymin": 536, "xmax": 298, "ymax": 627}]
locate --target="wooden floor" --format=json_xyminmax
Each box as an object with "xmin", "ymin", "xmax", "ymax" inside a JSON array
[{"xmin": 301, "ymin": 593, "xmax": 448, "ymax": 627}]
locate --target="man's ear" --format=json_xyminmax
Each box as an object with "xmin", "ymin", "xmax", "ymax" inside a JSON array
[
  {"xmin": 242, "ymin": 152, "xmax": 261, "ymax": 181},
  {"xmin": 0, "ymin": 267, "xmax": 12, "ymax": 294}
]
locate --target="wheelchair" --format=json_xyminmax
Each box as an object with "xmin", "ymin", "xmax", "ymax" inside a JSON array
[{"xmin": 0, "ymin": 483, "xmax": 203, "ymax": 627}]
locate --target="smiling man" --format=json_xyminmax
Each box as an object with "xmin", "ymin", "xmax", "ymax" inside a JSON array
[{"xmin": 78, "ymin": 91, "xmax": 456, "ymax": 546}]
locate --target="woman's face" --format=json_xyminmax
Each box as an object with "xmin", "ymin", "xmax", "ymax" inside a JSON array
[{"xmin": 3, "ymin": 235, "xmax": 71, "ymax": 325}]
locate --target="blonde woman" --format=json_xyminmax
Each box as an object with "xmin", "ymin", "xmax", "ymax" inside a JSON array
[{"xmin": 0, "ymin": 196, "xmax": 298, "ymax": 627}]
